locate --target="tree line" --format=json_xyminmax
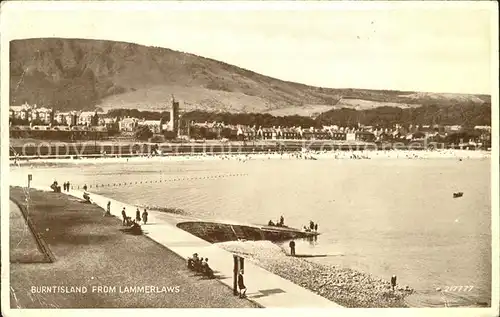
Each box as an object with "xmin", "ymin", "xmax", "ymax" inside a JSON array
[
  {"xmin": 316, "ymin": 102, "xmax": 491, "ymax": 128},
  {"xmin": 106, "ymin": 108, "xmax": 171, "ymax": 121},
  {"xmin": 180, "ymin": 102, "xmax": 491, "ymax": 129}
]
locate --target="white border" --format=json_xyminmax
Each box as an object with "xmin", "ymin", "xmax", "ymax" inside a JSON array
[{"xmin": 1, "ymin": 2, "xmax": 498, "ymax": 317}]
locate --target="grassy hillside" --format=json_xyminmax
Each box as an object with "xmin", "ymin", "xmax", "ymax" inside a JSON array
[{"xmin": 10, "ymin": 38, "xmax": 491, "ymax": 114}]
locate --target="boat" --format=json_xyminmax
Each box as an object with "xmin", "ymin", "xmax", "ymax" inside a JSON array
[{"xmin": 453, "ymin": 192, "xmax": 464, "ymax": 198}]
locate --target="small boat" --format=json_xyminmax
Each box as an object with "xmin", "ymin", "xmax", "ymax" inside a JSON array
[{"xmin": 453, "ymin": 192, "xmax": 464, "ymax": 198}]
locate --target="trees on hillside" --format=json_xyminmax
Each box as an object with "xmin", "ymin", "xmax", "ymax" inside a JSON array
[{"xmin": 316, "ymin": 103, "xmax": 491, "ymax": 127}]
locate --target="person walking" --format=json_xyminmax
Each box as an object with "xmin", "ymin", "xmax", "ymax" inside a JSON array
[
  {"xmin": 121, "ymin": 207, "xmax": 127, "ymax": 226},
  {"xmin": 106, "ymin": 201, "xmax": 111, "ymax": 216},
  {"xmin": 289, "ymin": 240, "xmax": 296, "ymax": 256},
  {"xmin": 142, "ymin": 209, "xmax": 148, "ymax": 225},
  {"xmin": 136, "ymin": 208, "xmax": 141, "ymax": 222},
  {"xmin": 238, "ymin": 269, "xmax": 247, "ymax": 298},
  {"xmin": 391, "ymin": 275, "xmax": 397, "ymax": 291}
]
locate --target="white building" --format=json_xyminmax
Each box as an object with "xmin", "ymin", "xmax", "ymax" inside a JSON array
[
  {"xmin": 10, "ymin": 103, "xmax": 31, "ymax": 120},
  {"xmin": 474, "ymin": 125, "xmax": 491, "ymax": 132},
  {"xmin": 55, "ymin": 111, "xmax": 78, "ymax": 126},
  {"xmin": 10, "ymin": 103, "xmax": 55, "ymax": 124},
  {"xmin": 31, "ymin": 107, "xmax": 53, "ymax": 124},
  {"xmin": 78, "ymin": 111, "xmax": 96, "ymax": 126},
  {"xmin": 119, "ymin": 117, "xmax": 138, "ymax": 132}
]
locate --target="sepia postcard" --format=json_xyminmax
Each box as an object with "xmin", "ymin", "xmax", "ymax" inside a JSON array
[{"xmin": 1, "ymin": 1, "xmax": 498, "ymax": 317}]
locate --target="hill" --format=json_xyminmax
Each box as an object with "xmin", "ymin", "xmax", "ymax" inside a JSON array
[{"xmin": 10, "ymin": 38, "xmax": 491, "ymax": 114}]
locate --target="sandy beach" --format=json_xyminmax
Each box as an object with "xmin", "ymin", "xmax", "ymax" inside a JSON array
[{"xmin": 9, "ymin": 149, "xmax": 491, "ymax": 168}]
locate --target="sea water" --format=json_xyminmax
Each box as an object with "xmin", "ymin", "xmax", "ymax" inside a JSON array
[{"xmin": 10, "ymin": 157, "xmax": 491, "ymax": 307}]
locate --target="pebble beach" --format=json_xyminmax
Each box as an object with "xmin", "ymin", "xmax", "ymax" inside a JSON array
[{"xmin": 217, "ymin": 240, "xmax": 414, "ymax": 308}]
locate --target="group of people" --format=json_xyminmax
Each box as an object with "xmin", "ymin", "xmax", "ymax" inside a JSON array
[
  {"xmin": 187, "ymin": 253, "xmax": 214, "ymax": 278},
  {"xmin": 50, "ymin": 181, "xmax": 62, "ymax": 193},
  {"xmin": 120, "ymin": 207, "xmax": 148, "ymax": 235},
  {"xmin": 50, "ymin": 180, "xmax": 73, "ymax": 193},
  {"xmin": 121, "ymin": 207, "xmax": 149, "ymax": 226},
  {"xmin": 62, "ymin": 181, "xmax": 71, "ymax": 192},
  {"xmin": 303, "ymin": 220, "xmax": 318, "ymax": 232},
  {"xmin": 268, "ymin": 215, "xmax": 286, "ymax": 227}
]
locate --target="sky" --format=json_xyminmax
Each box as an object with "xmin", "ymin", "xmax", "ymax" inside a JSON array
[{"xmin": 1, "ymin": 1, "xmax": 497, "ymax": 94}]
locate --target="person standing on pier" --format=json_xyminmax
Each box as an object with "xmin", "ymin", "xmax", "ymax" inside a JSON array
[
  {"xmin": 289, "ymin": 240, "xmax": 296, "ymax": 256},
  {"xmin": 136, "ymin": 208, "xmax": 141, "ymax": 222},
  {"xmin": 142, "ymin": 209, "xmax": 148, "ymax": 224},
  {"xmin": 67, "ymin": 181, "xmax": 71, "ymax": 192},
  {"xmin": 83, "ymin": 184, "xmax": 88, "ymax": 191},
  {"xmin": 121, "ymin": 207, "xmax": 127, "ymax": 226},
  {"xmin": 314, "ymin": 223, "xmax": 318, "ymax": 232},
  {"xmin": 106, "ymin": 201, "xmax": 111, "ymax": 216},
  {"xmin": 391, "ymin": 275, "xmax": 397, "ymax": 291}
]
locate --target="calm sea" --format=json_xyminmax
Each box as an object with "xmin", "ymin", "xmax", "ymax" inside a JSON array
[{"xmin": 12, "ymin": 157, "xmax": 491, "ymax": 307}]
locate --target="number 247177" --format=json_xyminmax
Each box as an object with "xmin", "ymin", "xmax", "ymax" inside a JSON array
[{"xmin": 444, "ymin": 286, "xmax": 474, "ymax": 292}]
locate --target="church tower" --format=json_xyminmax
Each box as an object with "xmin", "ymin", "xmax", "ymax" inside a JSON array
[{"xmin": 171, "ymin": 94, "xmax": 179, "ymax": 136}]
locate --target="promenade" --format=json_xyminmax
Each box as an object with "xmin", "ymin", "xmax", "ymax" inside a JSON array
[
  {"xmin": 25, "ymin": 184, "xmax": 343, "ymax": 308},
  {"xmin": 9, "ymin": 186, "xmax": 260, "ymax": 308}
]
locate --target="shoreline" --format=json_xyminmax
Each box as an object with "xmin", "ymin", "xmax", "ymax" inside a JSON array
[
  {"xmin": 10, "ymin": 149, "xmax": 491, "ymax": 167},
  {"xmin": 216, "ymin": 240, "xmax": 414, "ymax": 308}
]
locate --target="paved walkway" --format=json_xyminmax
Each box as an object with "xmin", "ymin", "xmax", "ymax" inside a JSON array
[{"xmin": 13, "ymin": 183, "xmax": 343, "ymax": 308}]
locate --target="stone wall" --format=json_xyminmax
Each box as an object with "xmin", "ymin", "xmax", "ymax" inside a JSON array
[{"xmin": 177, "ymin": 221, "xmax": 315, "ymax": 243}]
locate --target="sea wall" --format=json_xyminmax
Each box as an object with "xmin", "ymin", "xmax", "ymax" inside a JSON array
[{"xmin": 176, "ymin": 221, "xmax": 315, "ymax": 243}]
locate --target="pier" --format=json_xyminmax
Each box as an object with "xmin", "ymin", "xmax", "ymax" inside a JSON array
[{"xmin": 176, "ymin": 221, "xmax": 320, "ymax": 243}]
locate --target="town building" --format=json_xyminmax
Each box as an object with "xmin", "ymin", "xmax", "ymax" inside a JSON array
[
  {"xmin": 330, "ymin": 131, "xmax": 347, "ymax": 141},
  {"xmin": 55, "ymin": 111, "xmax": 78, "ymax": 126},
  {"xmin": 119, "ymin": 117, "xmax": 138, "ymax": 132},
  {"xmin": 281, "ymin": 127, "xmax": 300, "ymax": 140},
  {"xmin": 10, "ymin": 102, "xmax": 54, "ymax": 124},
  {"xmin": 78, "ymin": 111, "xmax": 99, "ymax": 126},
  {"xmin": 137, "ymin": 119, "xmax": 162, "ymax": 134},
  {"xmin": 474, "ymin": 125, "xmax": 491, "ymax": 132},
  {"xmin": 237, "ymin": 125, "xmax": 256, "ymax": 140},
  {"xmin": 9, "ymin": 102, "xmax": 32, "ymax": 121},
  {"xmin": 355, "ymin": 131, "xmax": 376, "ymax": 142},
  {"xmin": 30, "ymin": 107, "xmax": 53, "ymax": 124},
  {"xmin": 444, "ymin": 125, "xmax": 463, "ymax": 133}
]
